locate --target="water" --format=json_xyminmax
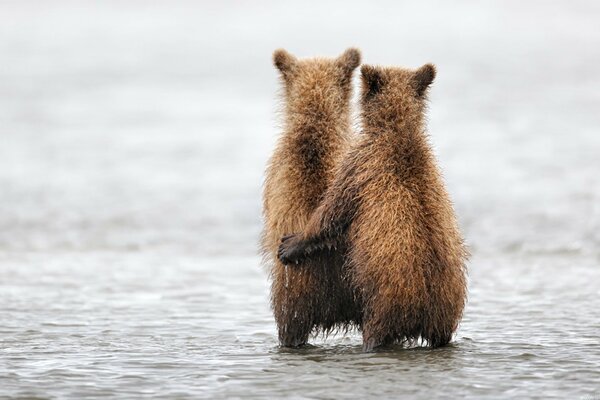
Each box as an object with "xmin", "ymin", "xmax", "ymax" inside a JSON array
[{"xmin": 1, "ymin": 1, "xmax": 600, "ymax": 398}]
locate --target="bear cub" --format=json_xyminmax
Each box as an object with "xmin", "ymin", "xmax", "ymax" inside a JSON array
[
  {"xmin": 262, "ymin": 48, "xmax": 362, "ymax": 347},
  {"xmin": 278, "ymin": 63, "xmax": 468, "ymax": 351}
]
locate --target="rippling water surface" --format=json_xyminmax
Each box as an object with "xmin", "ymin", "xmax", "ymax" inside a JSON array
[{"xmin": 1, "ymin": 1, "xmax": 600, "ymax": 399}]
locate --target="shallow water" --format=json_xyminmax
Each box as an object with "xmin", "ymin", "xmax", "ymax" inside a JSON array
[{"xmin": 1, "ymin": 1, "xmax": 600, "ymax": 399}]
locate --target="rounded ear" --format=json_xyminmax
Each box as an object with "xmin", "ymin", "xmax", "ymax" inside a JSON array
[
  {"xmin": 413, "ymin": 63, "xmax": 436, "ymax": 96},
  {"xmin": 361, "ymin": 65, "xmax": 384, "ymax": 99},
  {"xmin": 273, "ymin": 49, "xmax": 297, "ymax": 78},
  {"xmin": 336, "ymin": 48, "xmax": 361, "ymax": 79}
]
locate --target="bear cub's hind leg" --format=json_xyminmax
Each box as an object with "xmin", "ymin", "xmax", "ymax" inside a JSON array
[{"xmin": 278, "ymin": 322, "xmax": 311, "ymax": 348}]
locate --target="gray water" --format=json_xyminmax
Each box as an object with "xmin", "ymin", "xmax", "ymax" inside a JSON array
[{"xmin": 1, "ymin": 1, "xmax": 600, "ymax": 399}]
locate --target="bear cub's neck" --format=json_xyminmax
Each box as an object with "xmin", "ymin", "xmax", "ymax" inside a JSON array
[
  {"xmin": 286, "ymin": 106, "xmax": 351, "ymax": 140},
  {"xmin": 362, "ymin": 110, "xmax": 429, "ymax": 159}
]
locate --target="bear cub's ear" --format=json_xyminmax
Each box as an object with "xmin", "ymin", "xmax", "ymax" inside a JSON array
[
  {"xmin": 413, "ymin": 64, "xmax": 436, "ymax": 96},
  {"xmin": 336, "ymin": 48, "xmax": 361, "ymax": 79},
  {"xmin": 361, "ymin": 65, "xmax": 384, "ymax": 99},
  {"xmin": 273, "ymin": 49, "xmax": 298, "ymax": 78}
]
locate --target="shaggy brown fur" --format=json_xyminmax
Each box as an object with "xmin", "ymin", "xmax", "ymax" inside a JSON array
[
  {"xmin": 278, "ymin": 63, "xmax": 468, "ymax": 351},
  {"xmin": 262, "ymin": 48, "xmax": 362, "ymax": 347}
]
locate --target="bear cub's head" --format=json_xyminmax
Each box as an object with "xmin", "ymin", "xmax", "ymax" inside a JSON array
[
  {"xmin": 273, "ymin": 48, "xmax": 361, "ymax": 118},
  {"xmin": 360, "ymin": 64, "xmax": 436, "ymax": 125}
]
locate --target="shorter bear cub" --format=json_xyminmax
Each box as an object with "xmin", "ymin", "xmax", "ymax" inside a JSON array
[{"xmin": 278, "ymin": 63, "xmax": 468, "ymax": 351}]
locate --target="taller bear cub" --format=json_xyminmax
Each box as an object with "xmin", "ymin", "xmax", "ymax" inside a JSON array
[
  {"xmin": 278, "ymin": 64, "xmax": 468, "ymax": 351},
  {"xmin": 262, "ymin": 48, "xmax": 362, "ymax": 347}
]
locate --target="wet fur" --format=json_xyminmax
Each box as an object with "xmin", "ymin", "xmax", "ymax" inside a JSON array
[
  {"xmin": 279, "ymin": 64, "xmax": 468, "ymax": 351},
  {"xmin": 261, "ymin": 48, "xmax": 362, "ymax": 347}
]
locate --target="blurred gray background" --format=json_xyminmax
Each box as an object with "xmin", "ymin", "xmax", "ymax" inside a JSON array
[
  {"xmin": 1, "ymin": 1, "xmax": 599, "ymax": 399},
  {"xmin": 2, "ymin": 0, "xmax": 599, "ymax": 256}
]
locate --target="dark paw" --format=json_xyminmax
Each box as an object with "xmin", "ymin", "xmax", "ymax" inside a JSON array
[{"xmin": 277, "ymin": 234, "xmax": 306, "ymax": 265}]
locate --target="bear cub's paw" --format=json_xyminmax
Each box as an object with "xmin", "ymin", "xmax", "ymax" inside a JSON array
[{"xmin": 278, "ymin": 234, "xmax": 308, "ymax": 265}]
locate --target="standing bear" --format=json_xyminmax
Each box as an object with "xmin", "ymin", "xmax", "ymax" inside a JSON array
[
  {"xmin": 278, "ymin": 63, "xmax": 468, "ymax": 351},
  {"xmin": 261, "ymin": 48, "xmax": 362, "ymax": 347}
]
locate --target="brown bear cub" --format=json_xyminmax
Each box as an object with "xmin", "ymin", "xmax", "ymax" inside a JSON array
[
  {"xmin": 278, "ymin": 63, "xmax": 468, "ymax": 351},
  {"xmin": 262, "ymin": 48, "xmax": 362, "ymax": 347}
]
